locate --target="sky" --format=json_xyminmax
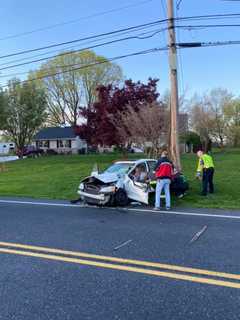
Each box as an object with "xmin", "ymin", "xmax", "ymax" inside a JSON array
[{"xmin": 0, "ymin": 0, "xmax": 240, "ymax": 98}]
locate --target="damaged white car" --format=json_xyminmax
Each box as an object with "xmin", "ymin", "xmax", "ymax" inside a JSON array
[{"xmin": 77, "ymin": 159, "xmax": 157, "ymax": 206}]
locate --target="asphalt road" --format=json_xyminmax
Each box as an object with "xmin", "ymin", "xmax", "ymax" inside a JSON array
[{"xmin": 0, "ymin": 198, "xmax": 239, "ymax": 320}]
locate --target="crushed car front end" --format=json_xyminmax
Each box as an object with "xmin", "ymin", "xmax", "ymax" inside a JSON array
[{"xmin": 78, "ymin": 176, "xmax": 118, "ymax": 206}]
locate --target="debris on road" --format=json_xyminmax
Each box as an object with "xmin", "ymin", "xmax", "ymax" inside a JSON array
[
  {"xmin": 114, "ymin": 239, "xmax": 133, "ymax": 251},
  {"xmin": 189, "ymin": 225, "xmax": 208, "ymax": 244}
]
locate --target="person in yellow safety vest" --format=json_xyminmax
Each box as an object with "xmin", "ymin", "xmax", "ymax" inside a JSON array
[{"xmin": 196, "ymin": 150, "xmax": 215, "ymax": 196}]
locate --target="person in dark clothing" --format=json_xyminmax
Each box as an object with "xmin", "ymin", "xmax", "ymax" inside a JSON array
[
  {"xmin": 196, "ymin": 150, "xmax": 215, "ymax": 196},
  {"xmin": 171, "ymin": 172, "xmax": 189, "ymax": 198}
]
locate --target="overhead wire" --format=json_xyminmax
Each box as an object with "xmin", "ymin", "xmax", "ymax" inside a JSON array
[
  {"xmin": 0, "ymin": 47, "xmax": 168, "ymax": 88},
  {"xmin": 177, "ymin": 0, "xmax": 184, "ymax": 10},
  {"xmin": 3, "ymin": 13, "xmax": 240, "ymax": 61},
  {"xmin": 177, "ymin": 39, "xmax": 240, "ymax": 49},
  {"xmin": 0, "ymin": 19, "xmax": 166, "ymax": 60},
  {"xmin": 160, "ymin": 0, "xmax": 168, "ymax": 47},
  {"xmin": 0, "ymin": 24, "xmax": 162, "ymax": 68},
  {"xmin": 2, "ymin": 38, "xmax": 240, "ymax": 85},
  {"xmin": 0, "ymin": 0, "xmax": 155, "ymax": 42},
  {"xmin": 0, "ymin": 28, "xmax": 166, "ymax": 73},
  {"xmin": 176, "ymin": 12, "xmax": 240, "ymax": 22},
  {"xmin": 175, "ymin": 23, "xmax": 240, "ymax": 30},
  {"xmin": 2, "ymin": 12, "xmax": 240, "ymax": 84},
  {"xmin": 175, "ymin": 1, "xmax": 185, "ymax": 98}
]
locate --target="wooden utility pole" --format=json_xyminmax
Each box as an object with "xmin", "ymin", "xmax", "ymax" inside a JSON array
[{"xmin": 167, "ymin": 0, "xmax": 181, "ymax": 171}]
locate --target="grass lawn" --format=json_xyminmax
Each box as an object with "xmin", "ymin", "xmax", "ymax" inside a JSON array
[{"xmin": 0, "ymin": 150, "xmax": 239, "ymax": 209}]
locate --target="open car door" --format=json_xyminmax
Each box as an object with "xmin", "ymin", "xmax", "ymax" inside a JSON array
[{"xmin": 124, "ymin": 162, "xmax": 149, "ymax": 204}]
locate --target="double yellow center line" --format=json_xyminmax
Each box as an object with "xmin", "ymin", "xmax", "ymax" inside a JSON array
[{"xmin": 0, "ymin": 241, "xmax": 239, "ymax": 289}]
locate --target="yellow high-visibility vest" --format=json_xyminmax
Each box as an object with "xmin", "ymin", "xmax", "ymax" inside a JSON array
[{"xmin": 197, "ymin": 154, "xmax": 214, "ymax": 173}]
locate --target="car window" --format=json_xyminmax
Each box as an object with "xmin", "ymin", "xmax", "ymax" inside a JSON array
[
  {"xmin": 129, "ymin": 163, "xmax": 148, "ymax": 183},
  {"xmin": 147, "ymin": 161, "xmax": 157, "ymax": 173},
  {"xmin": 103, "ymin": 163, "xmax": 134, "ymax": 175}
]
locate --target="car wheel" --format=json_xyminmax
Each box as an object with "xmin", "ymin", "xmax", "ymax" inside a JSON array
[
  {"xmin": 115, "ymin": 188, "xmax": 129, "ymax": 207},
  {"xmin": 107, "ymin": 195, "xmax": 116, "ymax": 207}
]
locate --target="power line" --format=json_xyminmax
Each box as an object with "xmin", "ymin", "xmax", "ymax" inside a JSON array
[
  {"xmin": 2, "ymin": 13, "xmax": 240, "ymax": 61},
  {"xmin": 176, "ymin": 23, "xmax": 240, "ymax": 29},
  {"xmin": 0, "ymin": 30, "xmax": 165, "ymax": 78},
  {"xmin": 0, "ymin": 29, "xmax": 165, "ymax": 72},
  {"xmin": 0, "ymin": 47, "xmax": 168, "ymax": 88},
  {"xmin": 161, "ymin": 0, "xmax": 167, "ymax": 15},
  {"xmin": 160, "ymin": 0, "xmax": 168, "ymax": 46},
  {"xmin": 8, "ymin": 21, "xmax": 240, "ymax": 71},
  {"xmin": 175, "ymin": 1, "xmax": 185, "ymax": 98},
  {"xmin": 0, "ymin": 19, "xmax": 165, "ymax": 60},
  {"xmin": 0, "ymin": 25, "xmax": 160, "ymax": 68},
  {"xmin": 200, "ymin": 40, "xmax": 240, "ymax": 47},
  {"xmin": 177, "ymin": 0, "xmax": 184, "ymax": 10},
  {"xmin": 178, "ymin": 13, "xmax": 240, "ymax": 21},
  {"xmin": 0, "ymin": 0, "xmax": 154, "ymax": 42},
  {"xmin": 177, "ymin": 39, "xmax": 240, "ymax": 48},
  {"xmin": 2, "ymin": 38, "xmax": 240, "ymax": 85},
  {"xmin": 1, "ymin": 11, "xmax": 240, "ymax": 71}
]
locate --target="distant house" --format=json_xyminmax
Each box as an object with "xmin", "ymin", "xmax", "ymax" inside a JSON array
[
  {"xmin": 33, "ymin": 126, "xmax": 87, "ymax": 154},
  {"xmin": 0, "ymin": 142, "xmax": 15, "ymax": 155}
]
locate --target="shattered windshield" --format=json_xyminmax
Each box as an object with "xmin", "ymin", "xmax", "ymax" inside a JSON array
[{"xmin": 103, "ymin": 163, "xmax": 134, "ymax": 175}]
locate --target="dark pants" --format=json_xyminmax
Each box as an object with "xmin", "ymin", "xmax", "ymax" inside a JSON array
[
  {"xmin": 202, "ymin": 168, "xmax": 214, "ymax": 195},
  {"xmin": 171, "ymin": 178, "xmax": 189, "ymax": 197}
]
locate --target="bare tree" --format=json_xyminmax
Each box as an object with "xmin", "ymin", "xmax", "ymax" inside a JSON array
[
  {"xmin": 190, "ymin": 95, "xmax": 213, "ymax": 152},
  {"xmin": 224, "ymin": 98, "xmax": 240, "ymax": 147},
  {"xmin": 204, "ymin": 88, "xmax": 232, "ymax": 147},
  {"xmin": 189, "ymin": 89, "xmax": 233, "ymax": 150},
  {"xmin": 112, "ymin": 103, "xmax": 168, "ymax": 157}
]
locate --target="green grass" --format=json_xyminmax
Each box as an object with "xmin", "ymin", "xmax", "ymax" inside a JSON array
[
  {"xmin": 0, "ymin": 150, "xmax": 240, "ymax": 209},
  {"xmin": 179, "ymin": 151, "xmax": 240, "ymax": 209},
  {"xmin": 0, "ymin": 154, "xmax": 138, "ymax": 200}
]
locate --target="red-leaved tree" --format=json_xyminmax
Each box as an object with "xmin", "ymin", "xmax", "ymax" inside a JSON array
[{"xmin": 75, "ymin": 78, "xmax": 159, "ymax": 147}]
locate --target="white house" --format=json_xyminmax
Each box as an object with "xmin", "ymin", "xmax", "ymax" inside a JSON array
[
  {"xmin": 0, "ymin": 142, "xmax": 15, "ymax": 154},
  {"xmin": 33, "ymin": 127, "xmax": 87, "ymax": 154}
]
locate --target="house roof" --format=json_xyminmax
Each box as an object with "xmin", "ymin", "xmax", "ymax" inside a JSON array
[{"xmin": 34, "ymin": 127, "xmax": 76, "ymax": 140}]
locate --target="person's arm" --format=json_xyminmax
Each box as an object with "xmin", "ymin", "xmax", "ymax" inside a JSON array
[
  {"xmin": 171, "ymin": 163, "xmax": 174, "ymax": 178},
  {"xmin": 196, "ymin": 158, "xmax": 204, "ymax": 178}
]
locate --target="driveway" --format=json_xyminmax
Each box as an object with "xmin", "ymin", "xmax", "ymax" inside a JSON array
[{"xmin": 0, "ymin": 156, "xmax": 18, "ymax": 163}]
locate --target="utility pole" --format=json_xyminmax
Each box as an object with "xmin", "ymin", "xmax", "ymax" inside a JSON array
[{"xmin": 167, "ymin": 0, "xmax": 181, "ymax": 171}]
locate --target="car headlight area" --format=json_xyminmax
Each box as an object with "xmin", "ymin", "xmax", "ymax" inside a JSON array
[
  {"xmin": 99, "ymin": 185, "xmax": 116, "ymax": 193},
  {"xmin": 79, "ymin": 183, "xmax": 84, "ymax": 190}
]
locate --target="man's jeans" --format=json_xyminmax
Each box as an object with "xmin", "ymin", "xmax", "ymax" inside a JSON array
[{"xmin": 155, "ymin": 178, "xmax": 171, "ymax": 208}]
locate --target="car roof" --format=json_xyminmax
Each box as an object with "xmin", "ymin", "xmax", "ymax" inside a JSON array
[{"xmin": 114, "ymin": 159, "xmax": 156, "ymax": 165}]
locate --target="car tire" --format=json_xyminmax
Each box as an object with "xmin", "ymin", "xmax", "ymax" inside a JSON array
[
  {"xmin": 115, "ymin": 188, "xmax": 129, "ymax": 207},
  {"xmin": 107, "ymin": 195, "xmax": 116, "ymax": 207}
]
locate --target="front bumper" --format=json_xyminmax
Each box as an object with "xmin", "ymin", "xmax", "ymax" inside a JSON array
[{"xmin": 77, "ymin": 190, "xmax": 111, "ymax": 205}]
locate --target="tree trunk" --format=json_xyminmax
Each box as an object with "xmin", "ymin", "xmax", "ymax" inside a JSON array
[{"xmin": 219, "ymin": 136, "xmax": 224, "ymax": 149}]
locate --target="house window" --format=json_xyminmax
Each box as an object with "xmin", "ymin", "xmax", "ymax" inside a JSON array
[
  {"xmin": 57, "ymin": 140, "xmax": 64, "ymax": 148},
  {"xmin": 43, "ymin": 140, "xmax": 49, "ymax": 148},
  {"xmin": 38, "ymin": 141, "xmax": 43, "ymax": 148},
  {"xmin": 66, "ymin": 140, "xmax": 72, "ymax": 148}
]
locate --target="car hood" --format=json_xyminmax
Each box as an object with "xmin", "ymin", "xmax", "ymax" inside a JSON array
[{"xmin": 92, "ymin": 172, "xmax": 122, "ymax": 184}]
